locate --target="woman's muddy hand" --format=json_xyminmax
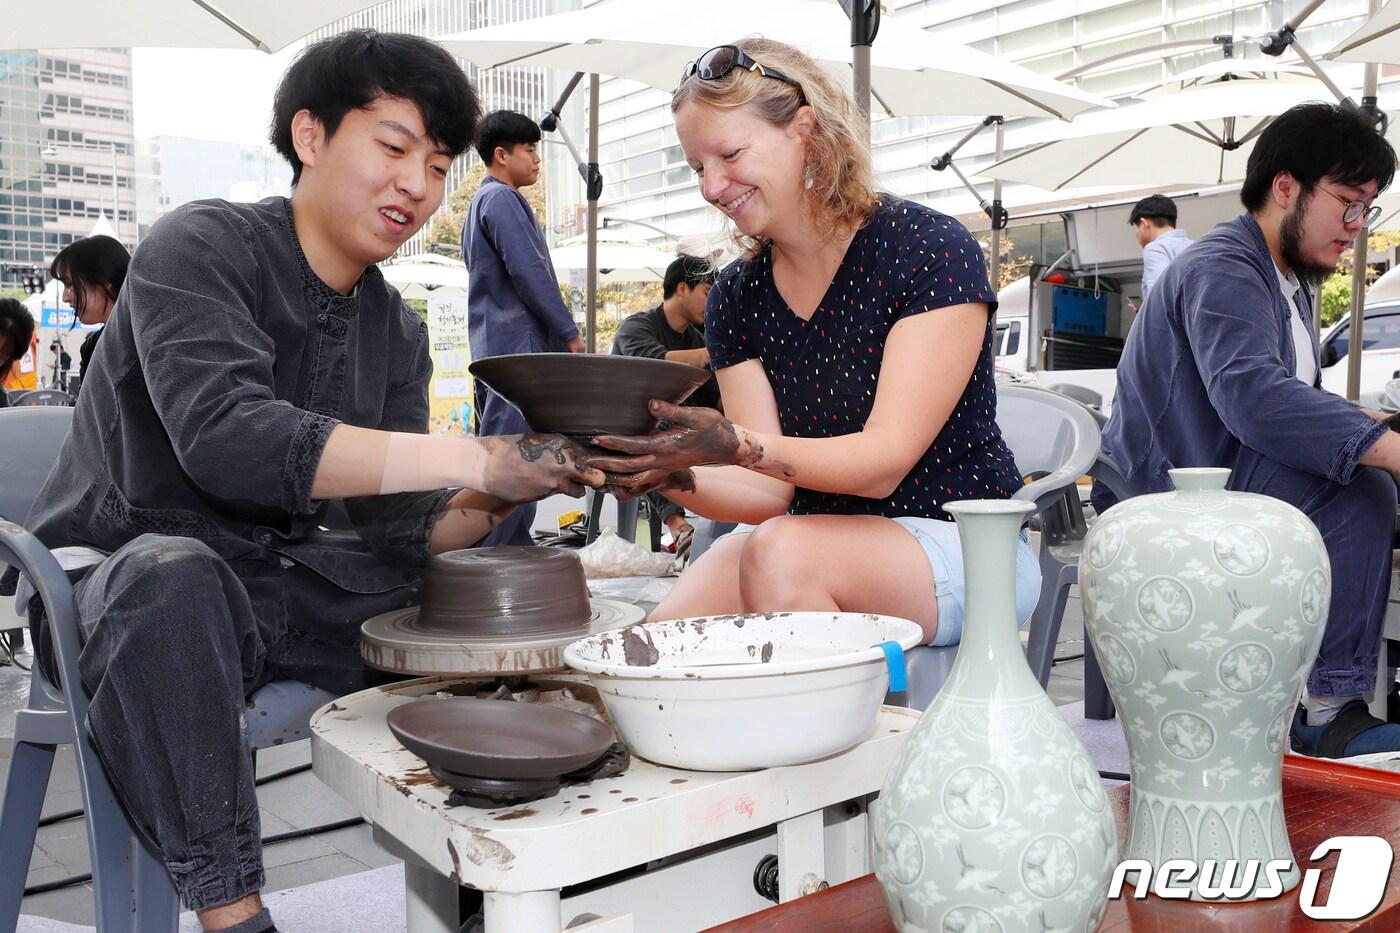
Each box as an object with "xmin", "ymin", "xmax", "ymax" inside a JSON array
[
  {"xmin": 590, "ymin": 401, "xmax": 754, "ymax": 472},
  {"xmin": 601, "ymin": 468, "xmax": 697, "ymax": 501}
]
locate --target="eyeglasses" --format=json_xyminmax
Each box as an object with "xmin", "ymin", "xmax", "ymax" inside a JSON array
[
  {"xmin": 1316, "ymin": 185, "xmax": 1382, "ymax": 227},
  {"xmin": 680, "ymin": 45, "xmax": 804, "ymax": 99}
]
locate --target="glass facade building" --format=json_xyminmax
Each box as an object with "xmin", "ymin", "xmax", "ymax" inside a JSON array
[{"xmin": 0, "ymin": 49, "xmax": 135, "ymax": 288}]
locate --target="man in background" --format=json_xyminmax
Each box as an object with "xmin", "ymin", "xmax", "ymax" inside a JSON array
[
  {"xmin": 610, "ymin": 254, "xmax": 720, "ymax": 553},
  {"xmin": 463, "ymin": 110, "xmax": 585, "ymax": 545},
  {"xmin": 1130, "ymin": 193, "xmax": 1193, "ymax": 300}
]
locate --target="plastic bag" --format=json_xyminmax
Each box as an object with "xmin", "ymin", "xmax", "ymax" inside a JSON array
[{"xmin": 576, "ymin": 528, "xmax": 679, "ymax": 579}]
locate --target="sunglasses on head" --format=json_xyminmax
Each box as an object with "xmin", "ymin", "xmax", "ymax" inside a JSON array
[{"xmin": 680, "ymin": 45, "xmax": 804, "ymax": 100}]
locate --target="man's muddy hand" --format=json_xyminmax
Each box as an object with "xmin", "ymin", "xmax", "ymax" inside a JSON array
[{"xmin": 480, "ymin": 434, "xmax": 607, "ymax": 501}]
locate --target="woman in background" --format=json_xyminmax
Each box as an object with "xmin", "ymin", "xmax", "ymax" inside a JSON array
[{"xmin": 50, "ymin": 234, "xmax": 129, "ymax": 392}]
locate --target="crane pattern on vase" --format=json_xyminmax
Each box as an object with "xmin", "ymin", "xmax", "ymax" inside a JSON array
[
  {"xmin": 1079, "ymin": 468, "xmax": 1329, "ymax": 900},
  {"xmin": 875, "ymin": 684, "xmax": 1117, "ymax": 932}
]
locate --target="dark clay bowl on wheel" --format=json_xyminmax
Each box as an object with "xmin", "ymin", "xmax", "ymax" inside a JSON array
[
  {"xmin": 468, "ymin": 353, "xmax": 711, "ymax": 436},
  {"xmin": 386, "ymin": 697, "xmax": 615, "ymax": 780}
]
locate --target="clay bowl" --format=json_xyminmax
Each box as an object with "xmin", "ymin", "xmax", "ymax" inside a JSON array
[
  {"xmin": 386, "ymin": 697, "xmax": 614, "ymax": 780},
  {"xmin": 416, "ymin": 546, "xmax": 591, "ymax": 639},
  {"xmin": 468, "ymin": 353, "xmax": 711, "ymax": 436}
]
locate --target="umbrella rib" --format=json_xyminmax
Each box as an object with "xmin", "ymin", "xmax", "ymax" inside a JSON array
[
  {"xmin": 1056, "ymin": 128, "xmax": 1150, "ymax": 189},
  {"xmin": 489, "ymin": 43, "xmax": 574, "ymax": 70},
  {"xmin": 1335, "ymin": 18, "xmax": 1400, "ymax": 56},
  {"xmin": 1171, "ymin": 123, "xmax": 1221, "ymax": 146},
  {"xmin": 189, "ymin": 0, "xmax": 271, "ymax": 52},
  {"xmin": 871, "ymin": 86, "xmax": 896, "ymax": 120},
  {"xmin": 1234, "ymin": 115, "xmax": 1275, "ymax": 148},
  {"xmin": 985, "ymin": 79, "xmax": 1066, "ymax": 121}
]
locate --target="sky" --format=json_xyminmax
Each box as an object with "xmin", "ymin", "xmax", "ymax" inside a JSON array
[{"xmin": 131, "ymin": 45, "xmax": 304, "ymax": 147}]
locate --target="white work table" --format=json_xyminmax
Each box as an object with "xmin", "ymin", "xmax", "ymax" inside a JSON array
[{"xmin": 310, "ymin": 674, "xmax": 914, "ymax": 932}]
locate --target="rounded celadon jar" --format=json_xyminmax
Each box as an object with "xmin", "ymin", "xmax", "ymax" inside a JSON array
[
  {"xmin": 875, "ymin": 500, "xmax": 1117, "ymax": 933},
  {"xmin": 1079, "ymin": 467, "xmax": 1330, "ymax": 901}
]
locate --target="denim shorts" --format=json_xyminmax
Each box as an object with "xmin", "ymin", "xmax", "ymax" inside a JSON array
[
  {"xmin": 891, "ymin": 516, "xmax": 1041, "ymax": 646},
  {"xmin": 720, "ymin": 516, "xmax": 1042, "ymax": 647}
]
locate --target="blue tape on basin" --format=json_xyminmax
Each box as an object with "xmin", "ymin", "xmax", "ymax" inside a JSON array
[{"xmin": 875, "ymin": 640, "xmax": 907, "ymax": 692}]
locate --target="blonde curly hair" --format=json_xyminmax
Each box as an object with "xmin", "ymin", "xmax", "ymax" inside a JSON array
[{"xmin": 671, "ymin": 38, "xmax": 878, "ymax": 258}]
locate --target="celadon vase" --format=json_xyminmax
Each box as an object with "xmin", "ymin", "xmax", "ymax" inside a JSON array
[
  {"xmin": 1079, "ymin": 467, "xmax": 1330, "ymax": 900},
  {"xmin": 874, "ymin": 499, "xmax": 1117, "ymax": 933}
]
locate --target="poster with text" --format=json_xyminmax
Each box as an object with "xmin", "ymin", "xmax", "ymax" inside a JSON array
[{"xmin": 427, "ymin": 292, "xmax": 473, "ymax": 436}]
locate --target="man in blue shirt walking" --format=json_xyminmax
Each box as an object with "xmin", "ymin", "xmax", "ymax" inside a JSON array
[
  {"xmin": 463, "ymin": 111, "xmax": 586, "ymax": 545},
  {"xmin": 1101, "ymin": 103, "xmax": 1400, "ymax": 758},
  {"xmin": 1130, "ymin": 193, "xmax": 1192, "ymax": 301}
]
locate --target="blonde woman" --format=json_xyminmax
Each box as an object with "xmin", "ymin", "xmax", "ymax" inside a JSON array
[{"xmin": 593, "ymin": 39, "xmax": 1040, "ymax": 646}]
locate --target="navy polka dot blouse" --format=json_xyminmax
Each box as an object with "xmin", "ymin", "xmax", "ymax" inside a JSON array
[{"xmin": 705, "ymin": 196, "xmax": 1021, "ymax": 521}]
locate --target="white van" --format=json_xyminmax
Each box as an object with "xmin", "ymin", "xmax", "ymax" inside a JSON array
[{"xmin": 992, "ymin": 187, "xmax": 1398, "ymax": 410}]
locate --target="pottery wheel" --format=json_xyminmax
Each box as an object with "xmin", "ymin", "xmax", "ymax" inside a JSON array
[{"xmin": 361, "ymin": 599, "xmax": 644, "ymax": 676}]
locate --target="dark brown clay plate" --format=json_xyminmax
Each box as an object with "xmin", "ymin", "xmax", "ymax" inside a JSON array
[
  {"xmin": 386, "ymin": 697, "xmax": 615, "ymax": 780},
  {"xmin": 468, "ymin": 353, "xmax": 711, "ymax": 435}
]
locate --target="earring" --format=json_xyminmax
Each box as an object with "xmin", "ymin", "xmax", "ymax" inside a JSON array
[{"xmin": 804, "ymin": 166, "xmax": 814, "ymax": 190}]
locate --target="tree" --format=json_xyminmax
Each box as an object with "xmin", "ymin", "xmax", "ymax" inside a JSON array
[
  {"xmin": 1318, "ymin": 230, "xmax": 1400, "ymax": 328},
  {"xmin": 425, "ymin": 159, "xmax": 550, "ymax": 252}
]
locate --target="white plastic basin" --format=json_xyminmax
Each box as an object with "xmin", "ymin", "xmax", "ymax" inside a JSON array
[{"xmin": 562, "ymin": 612, "xmax": 924, "ymax": 771}]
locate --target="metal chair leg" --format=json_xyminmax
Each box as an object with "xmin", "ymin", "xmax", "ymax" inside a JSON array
[
  {"xmin": 0, "ymin": 736, "xmax": 57, "ymax": 928},
  {"xmin": 1083, "ymin": 633, "xmax": 1116, "ymax": 721}
]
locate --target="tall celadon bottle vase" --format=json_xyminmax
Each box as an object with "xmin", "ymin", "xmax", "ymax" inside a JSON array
[
  {"xmin": 874, "ymin": 499, "xmax": 1117, "ymax": 933},
  {"xmin": 1079, "ymin": 467, "xmax": 1329, "ymax": 900}
]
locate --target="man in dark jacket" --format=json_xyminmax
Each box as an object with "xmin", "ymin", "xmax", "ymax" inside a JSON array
[
  {"xmin": 18, "ymin": 32, "xmax": 604, "ymax": 933},
  {"xmin": 1100, "ymin": 103, "xmax": 1400, "ymax": 759},
  {"xmin": 611, "ymin": 254, "xmax": 720, "ymax": 550}
]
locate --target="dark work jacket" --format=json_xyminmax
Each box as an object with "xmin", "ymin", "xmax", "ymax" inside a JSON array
[
  {"xmin": 610, "ymin": 304, "xmax": 721, "ymax": 409},
  {"xmin": 22, "ymin": 196, "xmax": 454, "ymax": 595},
  {"xmin": 1102, "ymin": 212, "xmax": 1386, "ymax": 494}
]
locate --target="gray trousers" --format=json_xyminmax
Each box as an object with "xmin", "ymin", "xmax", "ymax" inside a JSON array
[{"xmin": 61, "ymin": 533, "xmax": 421, "ymax": 910}]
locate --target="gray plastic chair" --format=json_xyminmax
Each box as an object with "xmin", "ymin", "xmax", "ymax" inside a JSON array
[
  {"xmin": 8, "ymin": 389, "xmax": 75, "ymax": 407},
  {"xmin": 0, "ymin": 409, "xmax": 336, "ymax": 931},
  {"xmin": 901, "ymin": 384, "xmax": 1103, "ymax": 710}
]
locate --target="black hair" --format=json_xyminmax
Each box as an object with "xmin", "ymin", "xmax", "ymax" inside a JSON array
[
  {"xmin": 50, "ymin": 235, "xmax": 130, "ymax": 319},
  {"xmin": 475, "ymin": 111, "xmax": 542, "ymax": 165},
  {"xmin": 1241, "ymin": 102, "xmax": 1397, "ymax": 212},
  {"xmin": 0, "ymin": 297, "xmax": 35, "ymax": 370},
  {"xmin": 663, "ymin": 254, "xmax": 717, "ymax": 299},
  {"xmin": 1128, "ymin": 194, "xmax": 1177, "ymax": 227},
  {"xmin": 271, "ymin": 30, "xmax": 481, "ymax": 185}
]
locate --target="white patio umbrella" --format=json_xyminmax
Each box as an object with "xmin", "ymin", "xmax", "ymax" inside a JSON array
[
  {"xmin": 437, "ymin": 0, "xmax": 1111, "ymax": 350},
  {"xmin": 1330, "ymin": 0, "xmax": 1400, "ymax": 65},
  {"xmin": 1130, "ymin": 59, "xmax": 1316, "ymax": 97},
  {"xmin": 438, "ymin": 0, "xmax": 1108, "ymax": 123},
  {"xmin": 551, "ymin": 241, "xmax": 678, "ymax": 284},
  {"xmin": 5, "ymin": 0, "xmax": 383, "ymax": 52},
  {"xmin": 978, "ymin": 79, "xmax": 1340, "ymax": 191},
  {"xmin": 379, "ymin": 253, "xmax": 468, "ymax": 300}
]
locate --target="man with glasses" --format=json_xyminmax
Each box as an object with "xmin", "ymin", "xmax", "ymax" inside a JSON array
[{"xmin": 1098, "ymin": 102, "xmax": 1400, "ymax": 758}]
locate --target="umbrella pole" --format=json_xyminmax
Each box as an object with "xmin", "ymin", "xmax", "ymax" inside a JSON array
[
  {"xmin": 586, "ymin": 74, "xmax": 601, "ymax": 354},
  {"xmin": 841, "ymin": 0, "xmax": 880, "ymax": 130},
  {"xmin": 990, "ymin": 119, "xmax": 1004, "ymax": 291},
  {"xmin": 930, "ymin": 116, "xmax": 1008, "ymax": 291},
  {"xmin": 1346, "ymin": 5, "xmax": 1382, "ymax": 402}
]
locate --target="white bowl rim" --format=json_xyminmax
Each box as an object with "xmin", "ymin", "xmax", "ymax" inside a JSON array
[{"xmin": 562, "ymin": 611, "xmax": 924, "ymax": 680}]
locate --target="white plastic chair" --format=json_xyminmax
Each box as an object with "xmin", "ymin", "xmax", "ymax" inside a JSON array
[{"xmin": 901, "ymin": 384, "xmax": 1104, "ymax": 710}]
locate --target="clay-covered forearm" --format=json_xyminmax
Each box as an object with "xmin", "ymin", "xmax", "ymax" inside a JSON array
[{"xmin": 311, "ymin": 424, "xmax": 491, "ymax": 499}]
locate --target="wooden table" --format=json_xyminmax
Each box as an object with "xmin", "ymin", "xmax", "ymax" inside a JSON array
[{"xmin": 705, "ymin": 757, "xmax": 1400, "ymax": 932}]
